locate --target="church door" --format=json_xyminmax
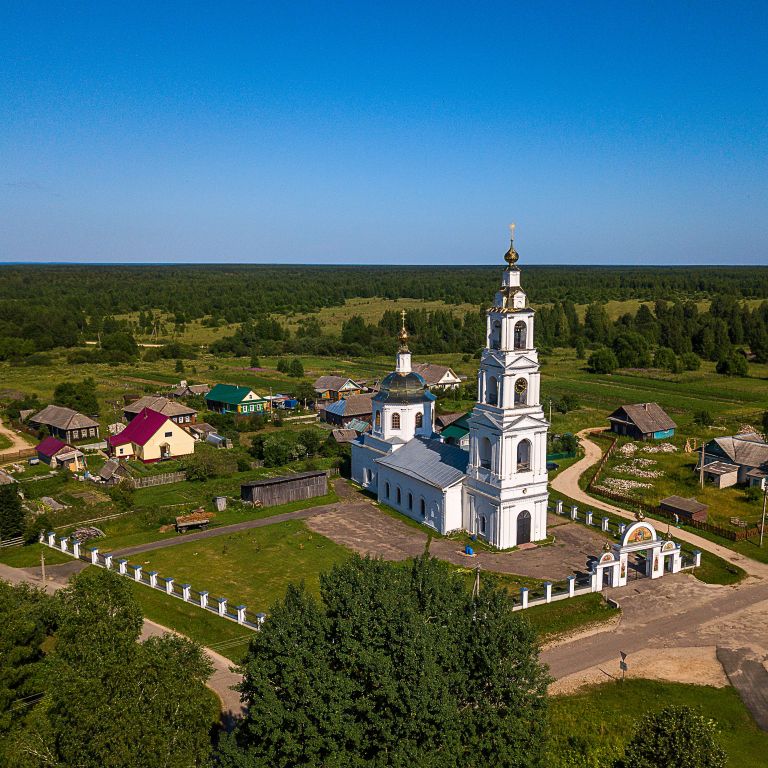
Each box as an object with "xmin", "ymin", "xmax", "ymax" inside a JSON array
[{"xmin": 516, "ymin": 511, "xmax": 531, "ymax": 545}]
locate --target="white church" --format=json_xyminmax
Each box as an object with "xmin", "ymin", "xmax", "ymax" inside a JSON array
[{"xmin": 351, "ymin": 228, "xmax": 549, "ymax": 549}]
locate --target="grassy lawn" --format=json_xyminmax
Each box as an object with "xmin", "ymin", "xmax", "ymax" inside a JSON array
[
  {"xmin": 92, "ymin": 490, "xmax": 339, "ymax": 552},
  {"xmin": 548, "ymin": 679, "xmax": 768, "ymax": 768},
  {"xmin": 130, "ymin": 581, "xmax": 255, "ymax": 663},
  {"xmin": 0, "ymin": 542, "xmax": 74, "ymax": 567},
  {"xmin": 0, "ymin": 432, "xmax": 12, "ymax": 450},
  {"xmin": 121, "ymin": 519, "xmax": 352, "ymax": 615},
  {"xmin": 526, "ymin": 592, "xmax": 618, "ymax": 641}
]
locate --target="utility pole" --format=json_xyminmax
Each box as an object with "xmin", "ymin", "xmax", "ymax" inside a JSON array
[
  {"xmin": 472, "ymin": 565, "xmax": 481, "ymax": 599},
  {"xmin": 548, "ymin": 398, "xmax": 552, "ymax": 424},
  {"xmin": 761, "ymin": 478, "xmax": 767, "ymax": 548},
  {"xmin": 699, "ymin": 442, "xmax": 705, "ymax": 489},
  {"xmin": 40, "ymin": 549, "xmax": 46, "ymax": 584}
]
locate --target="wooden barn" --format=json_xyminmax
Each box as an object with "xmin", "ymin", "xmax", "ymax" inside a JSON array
[{"xmin": 241, "ymin": 470, "xmax": 328, "ymax": 507}]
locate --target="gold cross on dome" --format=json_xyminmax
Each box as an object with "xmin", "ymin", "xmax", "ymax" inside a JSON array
[
  {"xmin": 509, "ymin": 222, "xmax": 516, "ymax": 240},
  {"xmin": 400, "ymin": 309, "xmax": 407, "ymax": 329}
]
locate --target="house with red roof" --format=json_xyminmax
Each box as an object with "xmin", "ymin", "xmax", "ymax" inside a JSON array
[
  {"xmin": 36, "ymin": 436, "xmax": 86, "ymax": 472},
  {"xmin": 108, "ymin": 408, "xmax": 195, "ymax": 463}
]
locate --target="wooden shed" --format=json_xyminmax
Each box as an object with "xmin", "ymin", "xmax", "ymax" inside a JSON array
[
  {"xmin": 241, "ymin": 470, "xmax": 328, "ymax": 507},
  {"xmin": 659, "ymin": 495, "xmax": 708, "ymax": 523}
]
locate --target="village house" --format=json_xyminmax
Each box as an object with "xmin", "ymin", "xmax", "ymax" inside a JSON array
[
  {"xmin": 123, "ymin": 395, "xmax": 197, "ymax": 426},
  {"xmin": 437, "ymin": 412, "xmax": 471, "ymax": 450},
  {"xmin": 168, "ymin": 380, "xmax": 211, "ymax": 399},
  {"xmin": 411, "ymin": 362, "xmax": 463, "ymax": 390},
  {"xmin": 698, "ymin": 432, "xmax": 768, "ymax": 488},
  {"xmin": 321, "ymin": 394, "xmax": 374, "ymax": 427},
  {"xmin": 313, "ymin": 376, "xmax": 362, "ymax": 401},
  {"xmin": 28, "ymin": 405, "xmax": 100, "ymax": 443},
  {"xmin": 108, "ymin": 407, "xmax": 195, "ymax": 463},
  {"xmin": 97, "ymin": 457, "xmax": 133, "ymax": 487},
  {"xmin": 607, "ymin": 402, "xmax": 676, "ymax": 440},
  {"xmin": 35, "ymin": 436, "xmax": 86, "ymax": 472},
  {"xmin": 205, "ymin": 384, "xmax": 268, "ymax": 415}
]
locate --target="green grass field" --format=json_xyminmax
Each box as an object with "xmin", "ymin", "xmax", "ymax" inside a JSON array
[
  {"xmin": 548, "ymin": 679, "xmax": 768, "ymax": 767},
  {"xmin": 526, "ymin": 592, "xmax": 617, "ymax": 640},
  {"xmin": 0, "ymin": 542, "xmax": 73, "ymax": 567},
  {"xmin": 120, "ymin": 519, "xmax": 351, "ymax": 614}
]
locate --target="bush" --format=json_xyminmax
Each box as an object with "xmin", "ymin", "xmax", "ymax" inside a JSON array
[
  {"xmin": 716, "ymin": 352, "xmax": 748, "ymax": 377},
  {"xmin": 745, "ymin": 485, "xmax": 762, "ymax": 503},
  {"xmin": 23, "ymin": 512, "xmax": 53, "ymax": 544},
  {"xmin": 693, "ymin": 409, "xmax": 712, "ymax": 427},
  {"xmin": 653, "ymin": 346, "xmax": 678, "ymax": 372},
  {"xmin": 108, "ymin": 482, "xmax": 135, "ymax": 510},
  {"xmin": 587, "ymin": 348, "xmax": 618, "ymax": 374},
  {"xmin": 680, "ymin": 352, "xmax": 701, "ymax": 371},
  {"xmin": 182, "ymin": 445, "xmax": 238, "ymax": 481}
]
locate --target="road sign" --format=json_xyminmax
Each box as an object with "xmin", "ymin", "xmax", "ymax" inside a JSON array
[
  {"xmin": 620, "ymin": 651, "xmax": 627, "ymax": 661},
  {"xmin": 619, "ymin": 661, "xmax": 628, "ymax": 671}
]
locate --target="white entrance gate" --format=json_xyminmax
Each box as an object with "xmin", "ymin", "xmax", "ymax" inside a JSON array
[{"xmin": 592, "ymin": 520, "xmax": 682, "ymax": 588}]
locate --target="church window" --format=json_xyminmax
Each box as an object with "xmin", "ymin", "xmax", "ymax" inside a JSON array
[
  {"xmin": 487, "ymin": 376, "xmax": 499, "ymax": 406},
  {"xmin": 420, "ymin": 498, "xmax": 426, "ymax": 518},
  {"xmin": 490, "ymin": 320, "xmax": 502, "ymax": 350},
  {"xmin": 415, "ymin": 412, "xmax": 423, "ymax": 428},
  {"xmin": 517, "ymin": 439, "xmax": 531, "ymax": 472},
  {"xmin": 408, "ymin": 492, "xmax": 413, "ymax": 510},
  {"xmin": 375, "ymin": 411, "xmax": 381, "ymax": 429},
  {"xmin": 385, "ymin": 482, "xmax": 390, "ymax": 499},
  {"xmin": 514, "ymin": 321, "xmax": 527, "ymax": 350},
  {"xmin": 391, "ymin": 412, "xmax": 401, "ymax": 429},
  {"xmin": 396, "ymin": 487, "xmax": 401, "ymax": 505},
  {"xmin": 480, "ymin": 515, "xmax": 487, "ymax": 534},
  {"xmin": 479, "ymin": 437, "xmax": 492, "ymax": 470},
  {"xmin": 514, "ymin": 378, "xmax": 528, "ymax": 406}
]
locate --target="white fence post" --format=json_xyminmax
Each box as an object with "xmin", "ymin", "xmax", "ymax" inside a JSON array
[
  {"xmin": 693, "ymin": 550, "xmax": 702, "ymax": 567},
  {"xmin": 567, "ymin": 575, "xmax": 576, "ymax": 597},
  {"xmin": 47, "ymin": 532, "xmax": 56, "ymax": 547},
  {"xmin": 59, "ymin": 536, "xmax": 69, "ymax": 553},
  {"xmin": 555, "ymin": 500, "xmax": 564, "ymax": 515},
  {"xmin": 90, "ymin": 548, "xmax": 99, "ymax": 564},
  {"xmin": 601, "ymin": 516, "xmax": 609, "ymax": 532},
  {"xmin": 72, "ymin": 541, "xmax": 80, "ymax": 559},
  {"xmin": 217, "ymin": 598, "xmax": 227, "ymax": 617},
  {"xmin": 585, "ymin": 511, "xmax": 593, "ymax": 526},
  {"xmin": 256, "ymin": 612, "xmax": 266, "ymax": 628},
  {"xmin": 618, "ymin": 522, "xmax": 627, "ymax": 535},
  {"xmin": 520, "ymin": 587, "xmax": 529, "ymax": 609},
  {"xmin": 164, "ymin": 577, "xmax": 174, "ymax": 595},
  {"xmin": 118, "ymin": 559, "xmax": 127, "ymax": 576},
  {"xmin": 544, "ymin": 582, "xmax": 552, "ymax": 603},
  {"xmin": 236, "ymin": 605, "xmax": 246, "ymax": 625},
  {"xmin": 570, "ymin": 505, "xmax": 578, "ymax": 521},
  {"xmin": 199, "ymin": 591, "xmax": 208, "ymax": 609},
  {"xmin": 133, "ymin": 565, "xmax": 142, "ymax": 582},
  {"xmin": 182, "ymin": 584, "xmax": 191, "ymax": 602},
  {"xmin": 590, "ymin": 572, "xmax": 599, "ymax": 592},
  {"xmin": 149, "ymin": 571, "xmax": 158, "ymax": 588},
  {"xmin": 104, "ymin": 554, "xmax": 113, "ymax": 570}
]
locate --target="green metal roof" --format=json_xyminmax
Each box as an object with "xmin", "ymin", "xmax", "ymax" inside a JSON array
[
  {"xmin": 441, "ymin": 424, "xmax": 469, "ymax": 440},
  {"xmin": 206, "ymin": 383, "xmax": 258, "ymax": 405}
]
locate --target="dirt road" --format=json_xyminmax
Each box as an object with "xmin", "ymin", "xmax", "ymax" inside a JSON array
[
  {"xmin": 0, "ymin": 416, "xmax": 33, "ymax": 457},
  {"xmin": 550, "ymin": 428, "xmax": 768, "ymax": 578}
]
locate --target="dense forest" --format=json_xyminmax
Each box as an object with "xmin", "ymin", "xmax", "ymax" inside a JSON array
[{"xmin": 0, "ymin": 265, "xmax": 767, "ymax": 370}]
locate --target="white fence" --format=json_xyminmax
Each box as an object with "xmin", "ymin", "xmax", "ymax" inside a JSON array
[{"xmin": 41, "ymin": 532, "xmax": 264, "ymax": 632}]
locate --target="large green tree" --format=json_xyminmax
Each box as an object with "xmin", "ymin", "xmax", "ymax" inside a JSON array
[
  {"xmin": 0, "ymin": 486, "xmax": 25, "ymax": 540},
  {"xmin": 13, "ymin": 569, "xmax": 214, "ymax": 768},
  {"xmin": 615, "ymin": 705, "xmax": 726, "ymax": 768},
  {"xmin": 217, "ymin": 554, "xmax": 549, "ymax": 768}
]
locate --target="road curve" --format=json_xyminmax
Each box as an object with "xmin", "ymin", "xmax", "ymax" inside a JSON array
[{"xmin": 550, "ymin": 428, "xmax": 768, "ymax": 578}]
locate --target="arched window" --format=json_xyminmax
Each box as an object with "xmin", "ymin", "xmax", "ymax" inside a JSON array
[
  {"xmin": 517, "ymin": 439, "xmax": 531, "ymax": 472},
  {"xmin": 385, "ymin": 482, "xmax": 390, "ymax": 499},
  {"xmin": 479, "ymin": 437, "xmax": 492, "ymax": 470},
  {"xmin": 420, "ymin": 498, "xmax": 426, "ymax": 518},
  {"xmin": 396, "ymin": 486, "xmax": 402, "ymax": 505},
  {"xmin": 487, "ymin": 376, "xmax": 499, "ymax": 406},
  {"xmin": 415, "ymin": 412, "xmax": 423, "ymax": 429},
  {"xmin": 514, "ymin": 378, "xmax": 528, "ymax": 407},
  {"xmin": 408, "ymin": 492, "xmax": 413, "ymax": 510},
  {"xmin": 490, "ymin": 320, "xmax": 502, "ymax": 350},
  {"xmin": 363, "ymin": 468, "xmax": 371, "ymax": 485},
  {"xmin": 391, "ymin": 412, "xmax": 401, "ymax": 429},
  {"xmin": 480, "ymin": 515, "xmax": 487, "ymax": 534},
  {"xmin": 375, "ymin": 410, "xmax": 381, "ymax": 429},
  {"xmin": 514, "ymin": 320, "xmax": 527, "ymax": 350}
]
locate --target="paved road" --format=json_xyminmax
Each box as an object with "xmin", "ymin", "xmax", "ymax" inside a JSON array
[
  {"xmin": 717, "ymin": 647, "xmax": 768, "ymax": 731},
  {"xmin": 550, "ymin": 428, "xmax": 768, "ymax": 578}
]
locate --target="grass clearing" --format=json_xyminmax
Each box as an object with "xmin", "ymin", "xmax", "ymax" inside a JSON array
[
  {"xmin": 0, "ymin": 542, "xmax": 73, "ymax": 567},
  {"xmin": 547, "ymin": 679, "xmax": 768, "ymax": 767},
  {"xmin": 122, "ymin": 519, "xmax": 352, "ymax": 614},
  {"xmin": 527, "ymin": 593, "xmax": 618, "ymax": 641}
]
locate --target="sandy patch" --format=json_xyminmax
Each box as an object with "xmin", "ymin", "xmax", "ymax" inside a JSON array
[{"xmin": 549, "ymin": 646, "xmax": 728, "ymax": 695}]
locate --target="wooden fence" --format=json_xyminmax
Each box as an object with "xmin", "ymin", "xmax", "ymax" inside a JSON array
[
  {"xmin": 127, "ymin": 471, "xmax": 187, "ymax": 489},
  {"xmin": 0, "ymin": 448, "xmax": 36, "ymax": 462}
]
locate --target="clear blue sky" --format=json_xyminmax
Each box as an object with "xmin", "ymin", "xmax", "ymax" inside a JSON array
[{"xmin": 1, "ymin": 2, "xmax": 766, "ymax": 265}]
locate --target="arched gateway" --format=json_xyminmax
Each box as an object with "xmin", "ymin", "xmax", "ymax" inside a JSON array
[{"xmin": 591, "ymin": 519, "xmax": 683, "ymax": 588}]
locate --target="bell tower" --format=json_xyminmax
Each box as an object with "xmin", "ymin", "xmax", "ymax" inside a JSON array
[{"xmin": 463, "ymin": 225, "xmax": 549, "ymax": 548}]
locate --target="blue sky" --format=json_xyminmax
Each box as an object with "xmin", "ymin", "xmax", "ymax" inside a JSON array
[{"xmin": 1, "ymin": 2, "xmax": 766, "ymax": 265}]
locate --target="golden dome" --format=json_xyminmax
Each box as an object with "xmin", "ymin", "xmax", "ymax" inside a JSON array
[
  {"xmin": 504, "ymin": 222, "xmax": 520, "ymax": 267},
  {"xmin": 398, "ymin": 309, "xmax": 409, "ymax": 349}
]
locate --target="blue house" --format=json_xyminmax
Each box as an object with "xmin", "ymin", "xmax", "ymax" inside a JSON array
[{"xmin": 608, "ymin": 403, "xmax": 676, "ymax": 441}]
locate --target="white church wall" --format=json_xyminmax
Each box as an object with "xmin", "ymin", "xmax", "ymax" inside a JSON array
[{"xmin": 351, "ymin": 441, "xmax": 381, "ymax": 492}]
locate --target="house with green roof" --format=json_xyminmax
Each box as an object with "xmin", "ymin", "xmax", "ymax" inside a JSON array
[{"xmin": 205, "ymin": 384, "xmax": 267, "ymax": 415}]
